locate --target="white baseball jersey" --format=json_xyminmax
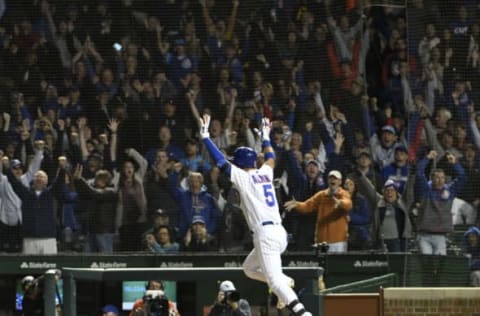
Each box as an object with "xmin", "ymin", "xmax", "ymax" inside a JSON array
[{"xmin": 230, "ymin": 163, "xmax": 282, "ymax": 230}]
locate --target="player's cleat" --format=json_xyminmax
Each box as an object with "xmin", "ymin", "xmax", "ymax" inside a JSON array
[
  {"xmin": 302, "ymin": 312, "xmax": 312, "ymax": 316},
  {"xmin": 275, "ymin": 277, "xmax": 295, "ymax": 309}
]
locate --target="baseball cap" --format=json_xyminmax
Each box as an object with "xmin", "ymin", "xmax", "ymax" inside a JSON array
[
  {"xmin": 384, "ymin": 179, "xmax": 397, "ymax": 190},
  {"xmin": 395, "ymin": 144, "xmax": 408, "ymax": 153},
  {"xmin": 219, "ymin": 280, "xmax": 236, "ymax": 292},
  {"xmin": 175, "ymin": 38, "xmax": 186, "ymax": 46},
  {"xmin": 10, "ymin": 159, "xmax": 22, "ymax": 169},
  {"xmin": 328, "ymin": 170, "xmax": 342, "ymax": 180},
  {"xmin": 305, "ymin": 160, "xmax": 319, "ymax": 168},
  {"xmin": 88, "ymin": 152, "xmax": 104, "ymax": 162},
  {"xmin": 102, "ymin": 304, "xmax": 119, "ymax": 315},
  {"xmin": 154, "ymin": 209, "xmax": 168, "ymax": 217},
  {"xmin": 21, "ymin": 275, "xmax": 35, "ymax": 287},
  {"xmin": 192, "ymin": 215, "xmax": 206, "ymax": 225},
  {"xmin": 381, "ymin": 125, "xmax": 397, "ymax": 135},
  {"xmin": 356, "ymin": 150, "xmax": 371, "ymax": 158}
]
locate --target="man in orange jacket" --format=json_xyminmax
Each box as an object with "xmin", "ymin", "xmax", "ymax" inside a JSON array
[{"xmin": 284, "ymin": 170, "xmax": 353, "ymax": 253}]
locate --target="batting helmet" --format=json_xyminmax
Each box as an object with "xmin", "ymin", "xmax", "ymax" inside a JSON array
[{"xmin": 231, "ymin": 147, "xmax": 257, "ymax": 168}]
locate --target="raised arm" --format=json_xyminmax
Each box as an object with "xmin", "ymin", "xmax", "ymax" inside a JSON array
[
  {"xmin": 21, "ymin": 145, "xmax": 44, "ymax": 187},
  {"xmin": 224, "ymin": 0, "xmax": 239, "ymax": 40},
  {"xmin": 2, "ymin": 112, "xmax": 10, "ymax": 133},
  {"xmin": 108, "ymin": 119, "xmax": 119, "ymax": 163},
  {"xmin": 224, "ymin": 89, "xmax": 237, "ymax": 131},
  {"xmin": 187, "ymin": 91, "xmax": 201, "ymax": 123},
  {"xmin": 127, "ymin": 148, "xmax": 148, "ymax": 181},
  {"xmin": 423, "ymin": 116, "xmax": 445, "ymax": 161},
  {"xmin": 199, "ymin": 114, "xmax": 230, "ymax": 175},
  {"xmin": 77, "ymin": 117, "xmax": 89, "ymax": 162},
  {"xmin": 260, "ymin": 118, "xmax": 275, "ymax": 169}
]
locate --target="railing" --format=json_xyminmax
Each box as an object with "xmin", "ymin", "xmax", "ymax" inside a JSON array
[{"xmin": 320, "ymin": 273, "xmax": 398, "ymax": 294}]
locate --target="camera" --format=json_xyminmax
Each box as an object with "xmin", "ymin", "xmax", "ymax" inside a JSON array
[
  {"xmin": 21, "ymin": 275, "xmax": 39, "ymax": 294},
  {"xmin": 143, "ymin": 290, "xmax": 170, "ymax": 316},
  {"xmin": 314, "ymin": 242, "xmax": 330, "ymax": 255},
  {"xmin": 223, "ymin": 290, "xmax": 240, "ymax": 303}
]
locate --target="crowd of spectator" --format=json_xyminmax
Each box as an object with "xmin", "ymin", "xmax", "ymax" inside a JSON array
[{"xmin": 0, "ymin": 0, "xmax": 480, "ymax": 257}]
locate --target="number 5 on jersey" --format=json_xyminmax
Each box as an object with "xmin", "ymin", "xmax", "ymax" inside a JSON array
[{"xmin": 263, "ymin": 184, "xmax": 276, "ymax": 207}]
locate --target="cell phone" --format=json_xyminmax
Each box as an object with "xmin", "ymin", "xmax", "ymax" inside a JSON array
[{"xmin": 113, "ymin": 43, "xmax": 122, "ymax": 52}]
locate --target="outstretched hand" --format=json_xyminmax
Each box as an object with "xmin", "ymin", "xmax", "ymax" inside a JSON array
[
  {"xmin": 283, "ymin": 198, "xmax": 297, "ymax": 212},
  {"xmin": 261, "ymin": 117, "xmax": 271, "ymax": 141},
  {"xmin": 199, "ymin": 114, "xmax": 211, "ymax": 139}
]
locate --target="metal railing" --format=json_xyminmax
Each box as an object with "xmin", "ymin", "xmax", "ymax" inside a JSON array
[{"xmin": 320, "ymin": 273, "xmax": 397, "ymax": 294}]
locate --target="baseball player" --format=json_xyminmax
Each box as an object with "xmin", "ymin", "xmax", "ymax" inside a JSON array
[{"xmin": 200, "ymin": 114, "xmax": 312, "ymax": 316}]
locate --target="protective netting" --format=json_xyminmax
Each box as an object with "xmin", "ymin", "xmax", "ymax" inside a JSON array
[{"xmin": 0, "ymin": 1, "xmax": 478, "ymax": 283}]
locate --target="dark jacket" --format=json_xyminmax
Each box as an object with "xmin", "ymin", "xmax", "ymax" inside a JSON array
[
  {"xmin": 8, "ymin": 170, "xmax": 64, "ymax": 238},
  {"xmin": 182, "ymin": 234, "xmax": 218, "ymax": 252},
  {"xmin": 208, "ymin": 298, "xmax": 251, "ymax": 316},
  {"xmin": 75, "ymin": 178, "xmax": 118, "ymax": 234},
  {"xmin": 144, "ymin": 171, "xmax": 180, "ymax": 226},
  {"xmin": 284, "ymin": 150, "xmax": 325, "ymax": 250},
  {"xmin": 464, "ymin": 226, "xmax": 480, "ymax": 271},
  {"xmin": 348, "ymin": 191, "xmax": 372, "ymax": 248}
]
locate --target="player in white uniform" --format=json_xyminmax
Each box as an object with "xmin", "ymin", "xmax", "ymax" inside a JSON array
[{"xmin": 200, "ymin": 114, "xmax": 312, "ymax": 316}]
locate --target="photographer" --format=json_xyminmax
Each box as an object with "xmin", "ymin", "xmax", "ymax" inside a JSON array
[
  {"xmin": 129, "ymin": 280, "xmax": 180, "ymax": 316},
  {"xmin": 21, "ymin": 270, "xmax": 62, "ymax": 316},
  {"xmin": 208, "ymin": 280, "xmax": 251, "ymax": 316},
  {"xmin": 21, "ymin": 275, "xmax": 43, "ymax": 316}
]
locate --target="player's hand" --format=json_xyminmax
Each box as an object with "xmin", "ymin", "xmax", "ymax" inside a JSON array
[
  {"xmin": 199, "ymin": 114, "xmax": 210, "ymax": 139},
  {"xmin": 261, "ymin": 117, "xmax": 271, "ymax": 141},
  {"xmin": 283, "ymin": 198, "xmax": 297, "ymax": 212}
]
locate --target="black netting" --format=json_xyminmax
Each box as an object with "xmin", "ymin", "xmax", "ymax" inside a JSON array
[{"xmin": 0, "ymin": 1, "xmax": 478, "ymax": 278}]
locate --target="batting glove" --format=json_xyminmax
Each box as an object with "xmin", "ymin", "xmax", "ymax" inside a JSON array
[
  {"xmin": 199, "ymin": 114, "xmax": 211, "ymax": 139},
  {"xmin": 261, "ymin": 117, "xmax": 271, "ymax": 141}
]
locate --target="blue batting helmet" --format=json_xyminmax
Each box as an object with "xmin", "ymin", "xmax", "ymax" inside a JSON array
[{"xmin": 231, "ymin": 147, "xmax": 257, "ymax": 168}]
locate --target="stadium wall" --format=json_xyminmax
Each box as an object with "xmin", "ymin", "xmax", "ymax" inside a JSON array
[{"xmin": 383, "ymin": 288, "xmax": 480, "ymax": 316}]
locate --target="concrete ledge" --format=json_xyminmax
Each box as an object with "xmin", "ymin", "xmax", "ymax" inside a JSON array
[{"xmin": 383, "ymin": 287, "xmax": 480, "ymax": 299}]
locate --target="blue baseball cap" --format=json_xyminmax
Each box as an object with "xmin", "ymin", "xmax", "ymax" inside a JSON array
[
  {"xmin": 175, "ymin": 38, "xmax": 186, "ymax": 46},
  {"xmin": 102, "ymin": 304, "xmax": 119, "ymax": 315},
  {"xmin": 381, "ymin": 125, "xmax": 397, "ymax": 135},
  {"xmin": 395, "ymin": 144, "xmax": 408, "ymax": 153},
  {"xmin": 192, "ymin": 215, "xmax": 206, "ymax": 225},
  {"xmin": 384, "ymin": 179, "xmax": 398, "ymax": 191},
  {"xmin": 10, "ymin": 159, "xmax": 22, "ymax": 169}
]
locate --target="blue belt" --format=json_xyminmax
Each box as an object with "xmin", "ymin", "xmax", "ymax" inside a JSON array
[
  {"xmin": 262, "ymin": 221, "xmax": 275, "ymax": 226},
  {"xmin": 251, "ymin": 221, "xmax": 278, "ymax": 234}
]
